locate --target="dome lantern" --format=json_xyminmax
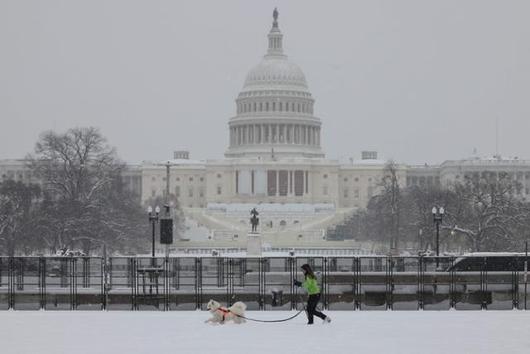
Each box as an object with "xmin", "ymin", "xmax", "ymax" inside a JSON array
[{"xmin": 267, "ymin": 8, "xmax": 284, "ymax": 57}]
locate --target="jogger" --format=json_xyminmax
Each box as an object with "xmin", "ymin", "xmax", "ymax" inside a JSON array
[{"xmin": 294, "ymin": 264, "xmax": 331, "ymax": 325}]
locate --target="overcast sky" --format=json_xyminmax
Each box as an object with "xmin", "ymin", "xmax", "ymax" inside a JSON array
[{"xmin": 1, "ymin": 0, "xmax": 529, "ymax": 165}]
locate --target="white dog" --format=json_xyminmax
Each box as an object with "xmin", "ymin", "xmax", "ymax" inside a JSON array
[{"xmin": 205, "ymin": 299, "xmax": 247, "ymax": 324}]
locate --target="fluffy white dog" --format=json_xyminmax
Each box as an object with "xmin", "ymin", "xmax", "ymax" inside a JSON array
[{"xmin": 205, "ymin": 299, "xmax": 247, "ymax": 324}]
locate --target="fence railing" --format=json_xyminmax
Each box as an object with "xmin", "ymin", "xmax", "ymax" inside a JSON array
[{"xmin": 0, "ymin": 256, "xmax": 528, "ymax": 311}]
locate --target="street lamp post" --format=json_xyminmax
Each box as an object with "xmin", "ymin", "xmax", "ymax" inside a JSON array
[
  {"xmin": 146, "ymin": 205, "xmax": 160, "ymax": 295},
  {"xmin": 147, "ymin": 205, "xmax": 160, "ymax": 263},
  {"xmin": 432, "ymin": 206, "xmax": 445, "ymax": 269}
]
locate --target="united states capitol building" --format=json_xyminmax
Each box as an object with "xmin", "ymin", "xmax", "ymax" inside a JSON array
[{"xmin": 2, "ymin": 10, "xmax": 530, "ymax": 250}]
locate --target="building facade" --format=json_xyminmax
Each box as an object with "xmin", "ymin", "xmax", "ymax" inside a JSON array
[{"xmin": 2, "ymin": 11, "xmax": 530, "ymax": 246}]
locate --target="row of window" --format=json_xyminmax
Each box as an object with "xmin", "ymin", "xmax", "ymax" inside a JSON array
[
  {"xmin": 237, "ymin": 100, "xmax": 313, "ymax": 115},
  {"xmin": 321, "ymin": 174, "xmax": 378, "ymax": 183},
  {"xmin": 406, "ymin": 176, "xmax": 441, "ymax": 187},
  {"xmin": 1, "ymin": 171, "xmax": 32, "ymax": 180},
  {"xmin": 150, "ymin": 186, "xmax": 217, "ymax": 198},
  {"xmin": 460, "ymin": 171, "xmax": 530, "ymax": 180},
  {"xmin": 342, "ymin": 176, "xmax": 372, "ymax": 183},
  {"xmin": 174, "ymin": 186, "xmax": 205, "ymax": 198},
  {"xmin": 239, "ymin": 90, "xmax": 311, "ymax": 98},
  {"xmin": 150, "ymin": 176, "xmax": 205, "ymax": 183},
  {"xmin": 342, "ymin": 188, "xmax": 363, "ymax": 199}
]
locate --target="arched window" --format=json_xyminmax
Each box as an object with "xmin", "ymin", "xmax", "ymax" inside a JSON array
[
  {"xmin": 266, "ymin": 102, "xmax": 269, "ymax": 111},
  {"xmin": 297, "ymin": 103, "xmax": 300, "ymax": 112},
  {"xmin": 253, "ymin": 102, "xmax": 257, "ymax": 112},
  {"xmin": 291, "ymin": 102, "xmax": 295, "ymax": 111},
  {"xmin": 259, "ymin": 102, "xmax": 263, "ymax": 111},
  {"xmin": 286, "ymin": 103, "xmax": 289, "ymax": 112},
  {"xmin": 272, "ymin": 102, "xmax": 276, "ymax": 111},
  {"xmin": 279, "ymin": 102, "xmax": 283, "ymax": 112}
]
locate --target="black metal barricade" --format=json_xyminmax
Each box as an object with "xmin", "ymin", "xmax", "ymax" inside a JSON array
[{"xmin": 0, "ymin": 255, "xmax": 529, "ymax": 311}]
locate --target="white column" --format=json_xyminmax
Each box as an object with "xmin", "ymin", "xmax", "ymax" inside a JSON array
[
  {"xmin": 296, "ymin": 125, "xmax": 299, "ymax": 144},
  {"xmin": 287, "ymin": 170, "xmax": 290, "ymax": 195},
  {"xmin": 276, "ymin": 169, "xmax": 279, "ymax": 196}
]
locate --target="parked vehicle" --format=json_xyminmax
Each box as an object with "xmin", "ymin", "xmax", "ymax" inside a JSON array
[{"xmin": 447, "ymin": 253, "xmax": 529, "ymax": 272}]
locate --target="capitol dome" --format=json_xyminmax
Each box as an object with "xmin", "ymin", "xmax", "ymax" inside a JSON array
[
  {"xmin": 242, "ymin": 57, "xmax": 309, "ymax": 92},
  {"xmin": 225, "ymin": 9, "xmax": 324, "ymax": 159}
]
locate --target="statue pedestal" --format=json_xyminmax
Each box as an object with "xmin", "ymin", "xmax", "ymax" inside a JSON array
[{"xmin": 247, "ymin": 232, "xmax": 262, "ymax": 256}]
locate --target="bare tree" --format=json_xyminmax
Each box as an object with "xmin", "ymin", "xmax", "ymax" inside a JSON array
[
  {"xmin": 28, "ymin": 127, "xmax": 146, "ymax": 254},
  {"xmin": 0, "ymin": 181, "xmax": 40, "ymax": 255},
  {"xmin": 29, "ymin": 127, "xmax": 120, "ymax": 203},
  {"xmin": 446, "ymin": 173, "xmax": 528, "ymax": 252}
]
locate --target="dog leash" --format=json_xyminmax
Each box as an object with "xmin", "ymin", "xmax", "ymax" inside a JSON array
[
  {"xmin": 234, "ymin": 292, "xmax": 308, "ymax": 323},
  {"xmin": 235, "ymin": 307, "xmax": 306, "ymax": 323}
]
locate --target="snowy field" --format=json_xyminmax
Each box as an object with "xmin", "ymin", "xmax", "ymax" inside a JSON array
[{"xmin": 2, "ymin": 311, "xmax": 530, "ymax": 354}]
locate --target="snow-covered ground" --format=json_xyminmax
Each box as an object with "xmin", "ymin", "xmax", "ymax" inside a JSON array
[{"xmin": 2, "ymin": 310, "xmax": 530, "ymax": 354}]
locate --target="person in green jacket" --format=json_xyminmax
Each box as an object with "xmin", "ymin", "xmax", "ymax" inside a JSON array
[{"xmin": 294, "ymin": 264, "xmax": 331, "ymax": 325}]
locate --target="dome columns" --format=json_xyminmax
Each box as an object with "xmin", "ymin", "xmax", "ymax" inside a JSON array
[
  {"xmin": 236, "ymin": 96, "xmax": 314, "ymax": 116},
  {"xmin": 229, "ymin": 122, "xmax": 321, "ymax": 148}
]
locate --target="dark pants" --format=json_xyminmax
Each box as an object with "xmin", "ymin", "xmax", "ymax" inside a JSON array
[{"xmin": 306, "ymin": 293, "xmax": 327, "ymax": 324}]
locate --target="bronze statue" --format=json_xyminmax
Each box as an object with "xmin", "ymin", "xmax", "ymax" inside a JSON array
[
  {"xmin": 273, "ymin": 8, "xmax": 279, "ymax": 22},
  {"xmin": 250, "ymin": 207, "xmax": 259, "ymax": 232}
]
